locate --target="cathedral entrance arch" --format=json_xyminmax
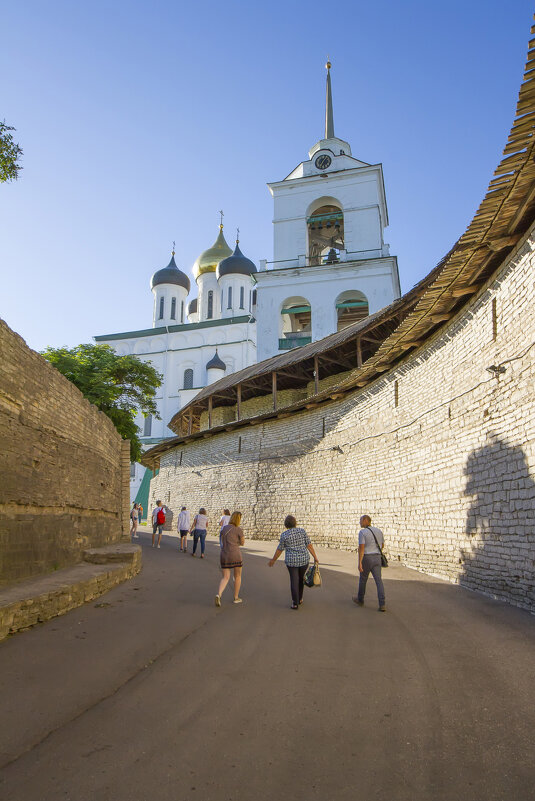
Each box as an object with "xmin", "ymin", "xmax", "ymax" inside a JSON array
[
  {"xmin": 306, "ymin": 196, "xmax": 344, "ymax": 266},
  {"xmin": 279, "ymin": 296, "xmax": 312, "ymax": 350},
  {"xmin": 335, "ymin": 290, "xmax": 369, "ymax": 331}
]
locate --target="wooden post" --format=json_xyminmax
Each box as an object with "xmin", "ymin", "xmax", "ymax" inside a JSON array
[
  {"xmin": 356, "ymin": 336, "xmax": 362, "ymax": 369},
  {"xmin": 272, "ymin": 371, "xmax": 277, "ymax": 411},
  {"xmin": 208, "ymin": 396, "xmax": 212, "ymax": 429},
  {"xmin": 188, "ymin": 406, "xmax": 193, "ymax": 435},
  {"xmin": 314, "ymin": 355, "xmax": 319, "ymax": 394},
  {"xmin": 237, "ymin": 384, "xmax": 242, "ymax": 421}
]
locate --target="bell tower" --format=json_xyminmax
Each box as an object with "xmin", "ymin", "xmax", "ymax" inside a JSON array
[{"xmin": 256, "ymin": 62, "xmax": 401, "ymax": 361}]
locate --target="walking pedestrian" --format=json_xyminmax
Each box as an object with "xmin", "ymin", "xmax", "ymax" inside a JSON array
[
  {"xmin": 353, "ymin": 514, "xmax": 386, "ymax": 611},
  {"xmin": 130, "ymin": 503, "xmax": 139, "ymax": 539},
  {"xmin": 268, "ymin": 515, "xmax": 319, "ymax": 609},
  {"xmin": 218, "ymin": 508, "xmax": 231, "ymax": 545},
  {"xmin": 177, "ymin": 506, "xmax": 190, "ymax": 552},
  {"xmin": 190, "ymin": 507, "xmax": 208, "ymax": 558},
  {"xmin": 152, "ymin": 501, "xmax": 167, "ymax": 549},
  {"xmin": 215, "ymin": 511, "xmax": 245, "ymax": 606}
]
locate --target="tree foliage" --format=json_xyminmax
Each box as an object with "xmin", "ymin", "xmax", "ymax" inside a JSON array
[
  {"xmin": 0, "ymin": 121, "xmax": 23, "ymax": 182},
  {"xmin": 42, "ymin": 344, "xmax": 162, "ymax": 462}
]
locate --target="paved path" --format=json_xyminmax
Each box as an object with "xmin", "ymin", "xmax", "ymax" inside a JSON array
[{"xmin": 0, "ymin": 531, "xmax": 534, "ymax": 801}]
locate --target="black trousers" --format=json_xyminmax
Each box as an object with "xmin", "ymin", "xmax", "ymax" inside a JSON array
[{"xmin": 287, "ymin": 564, "xmax": 308, "ymax": 606}]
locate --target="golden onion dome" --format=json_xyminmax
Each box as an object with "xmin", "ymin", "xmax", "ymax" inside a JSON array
[{"xmin": 192, "ymin": 225, "xmax": 233, "ymax": 280}]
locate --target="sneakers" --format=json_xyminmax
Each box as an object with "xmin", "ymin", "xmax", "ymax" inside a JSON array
[
  {"xmin": 352, "ymin": 596, "xmax": 364, "ymax": 606},
  {"xmin": 233, "ymin": 598, "xmax": 243, "ymax": 604},
  {"xmin": 157, "ymin": 544, "xmax": 161, "ymax": 549},
  {"xmin": 215, "ymin": 595, "xmax": 221, "ymax": 607},
  {"xmin": 290, "ymin": 603, "xmax": 298, "ymax": 610},
  {"xmin": 378, "ymin": 606, "xmax": 386, "ymax": 612}
]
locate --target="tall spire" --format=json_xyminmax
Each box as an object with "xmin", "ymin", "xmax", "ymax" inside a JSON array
[{"xmin": 325, "ymin": 58, "xmax": 334, "ymax": 139}]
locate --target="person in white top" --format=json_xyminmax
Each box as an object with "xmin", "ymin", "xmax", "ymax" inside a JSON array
[
  {"xmin": 177, "ymin": 506, "xmax": 190, "ymax": 552},
  {"xmin": 190, "ymin": 508, "xmax": 209, "ymax": 558},
  {"xmin": 353, "ymin": 514, "xmax": 386, "ymax": 611},
  {"xmin": 218, "ymin": 508, "xmax": 231, "ymax": 546}
]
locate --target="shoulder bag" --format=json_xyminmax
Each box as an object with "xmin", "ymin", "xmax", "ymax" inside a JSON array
[{"xmin": 367, "ymin": 527, "xmax": 388, "ymax": 568}]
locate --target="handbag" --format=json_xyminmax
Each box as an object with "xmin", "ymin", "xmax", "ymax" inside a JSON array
[
  {"xmin": 304, "ymin": 562, "xmax": 322, "ymax": 587},
  {"xmin": 368, "ymin": 527, "xmax": 388, "ymax": 567}
]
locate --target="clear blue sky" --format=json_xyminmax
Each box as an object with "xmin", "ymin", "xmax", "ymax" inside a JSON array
[{"xmin": 1, "ymin": 0, "xmax": 533, "ymax": 351}]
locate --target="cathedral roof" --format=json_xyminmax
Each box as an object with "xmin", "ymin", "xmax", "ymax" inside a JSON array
[
  {"xmin": 206, "ymin": 350, "xmax": 226, "ymax": 371},
  {"xmin": 151, "ymin": 254, "xmax": 191, "ymax": 292},
  {"xmin": 216, "ymin": 241, "xmax": 257, "ymax": 278},
  {"xmin": 193, "ymin": 226, "xmax": 233, "ymax": 280}
]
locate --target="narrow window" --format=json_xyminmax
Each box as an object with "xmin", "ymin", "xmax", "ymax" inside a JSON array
[
  {"xmin": 249, "ymin": 291, "xmax": 252, "ymax": 312},
  {"xmin": 207, "ymin": 290, "xmax": 214, "ymax": 319},
  {"xmin": 238, "ymin": 436, "xmax": 242, "ymax": 453},
  {"xmin": 180, "ymin": 300, "xmax": 184, "ymax": 323},
  {"xmin": 252, "ymin": 289, "xmax": 257, "ymax": 306},
  {"xmin": 159, "ymin": 297, "xmax": 164, "ymax": 319},
  {"xmin": 130, "ymin": 462, "xmax": 136, "ymax": 478},
  {"xmin": 322, "ymin": 417, "xmax": 326, "ymax": 437},
  {"xmin": 179, "ymin": 451, "xmax": 183, "ymax": 466},
  {"xmin": 492, "ymin": 298, "xmax": 497, "ymax": 340},
  {"xmin": 170, "ymin": 297, "xmax": 176, "ymax": 320},
  {"xmin": 394, "ymin": 380, "xmax": 399, "ymax": 408},
  {"xmin": 221, "ymin": 290, "xmax": 224, "ymax": 311},
  {"xmin": 143, "ymin": 414, "xmax": 152, "ymax": 436},
  {"xmin": 227, "ymin": 286, "xmax": 232, "ymax": 309},
  {"xmin": 239, "ymin": 286, "xmax": 244, "ymax": 309},
  {"xmin": 183, "ymin": 368, "xmax": 194, "ymax": 390}
]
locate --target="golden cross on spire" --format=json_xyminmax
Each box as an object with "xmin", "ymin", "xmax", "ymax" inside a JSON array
[
  {"xmin": 236, "ymin": 226, "xmax": 240, "ymax": 243},
  {"xmin": 172, "ymin": 240, "xmax": 176, "ymax": 256},
  {"xmin": 219, "ymin": 209, "xmax": 224, "ymax": 228}
]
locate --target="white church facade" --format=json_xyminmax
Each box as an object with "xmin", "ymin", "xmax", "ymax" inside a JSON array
[{"xmin": 94, "ymin": 62, "xmax": 400, "ymax": 501}]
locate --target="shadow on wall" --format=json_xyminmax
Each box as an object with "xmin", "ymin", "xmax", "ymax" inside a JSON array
[{"xmin": 462, "ymin": 434, "xmax": 535, "ymax": 610}]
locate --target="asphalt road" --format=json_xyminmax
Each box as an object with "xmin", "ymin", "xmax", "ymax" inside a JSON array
[{"xmin": 1, "ymin": 530, "xmax": 534, "ymax": 801}]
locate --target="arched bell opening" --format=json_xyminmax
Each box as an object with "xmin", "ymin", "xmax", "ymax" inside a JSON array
[
  {"xmin": 279, "ymin": 296, "xmax": 312, "ymax": 350},
  {"xmin": 336, "ymin": 290, "xmax": 369, "ymax": 332},
  {"xmin": 307, "ymin": 203, "xmax": 344, "ymax": 266}
]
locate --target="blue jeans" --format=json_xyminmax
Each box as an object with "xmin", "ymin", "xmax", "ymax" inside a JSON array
[
  {"xmin": 358, "ymin": 554, "xmax": 385, "ymax": 607},
  {"xmin": 192, "ymin": 529, "xmax": 207, "ymax": 555}
]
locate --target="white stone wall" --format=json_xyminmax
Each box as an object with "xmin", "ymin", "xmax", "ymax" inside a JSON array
[{"xmin": 150, "ymin": 228, "xmax": 535, "ymax": 612}]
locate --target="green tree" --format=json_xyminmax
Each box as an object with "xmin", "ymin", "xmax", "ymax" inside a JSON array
[
  {"xmin": 42, "ymin": 344, "xmax": 162, "ymax": 461},
  {"xmin": 0, "ymin": 121, "xmax": 23, "ymax": 182}
]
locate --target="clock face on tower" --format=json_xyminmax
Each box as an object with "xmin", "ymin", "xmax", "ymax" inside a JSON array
[{"xmin": 315, "ymin": 154, "xmax": 332, "ymax": 170}]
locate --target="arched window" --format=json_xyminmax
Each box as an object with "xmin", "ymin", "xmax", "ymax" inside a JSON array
[
  {"xmin": 180, "ymin": 300, "xmax": 184, "ymax": 323},
  {"xmin": 336, "ymin": 290, "xmax": 369, "ymax": 332},
  {"xmin": 252, "ymin": 289, "xmax": 257, "ymax": 306},
  {"xmin": 227, "ymin": 286, "xmax": 232, "ymax": 309},
  {"xmin": 279, "ymin": 296, "xmax": 312, "ymax": 350},
  {"xmin": 170, "ymin": 298, "xmax": 176, "ymax": 320},
  {"xmin": 239, "ymin": 286, "xmax": 244, "ymax": 309},
  {"xmin": 221, "ymin": 290, "xmax": 224, "ymax": 311},
  {"xmin": 307, "ymin": 200, "xmax": 344, "ymax": 266},
  {"xmin": 207, "ymin": 290, "xmax": 214, "ymax": 319},
  {"xmin": 183, "ymin": 368, "xmax": 194, "ymax": 389},
  {"xmin": 159, "ymin": 297, "xmax": 164, "ymax": 319},
  {"xmin": 143, "ymin": 414, "xmax": 152, "ymax": 436}
]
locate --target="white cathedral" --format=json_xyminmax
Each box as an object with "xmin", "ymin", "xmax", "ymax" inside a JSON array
[{"xmin": 95, "ymin": 62, "xmax": 401, "ymax": 502}]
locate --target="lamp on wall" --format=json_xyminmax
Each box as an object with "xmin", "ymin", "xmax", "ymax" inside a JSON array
[{"xmin": 486, "ymin": 365, "xmax": 506, "ymax": 375}]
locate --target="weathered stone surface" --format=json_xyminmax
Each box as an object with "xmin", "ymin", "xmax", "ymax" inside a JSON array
[
  {"xmin": 0, "ymin": 320, "xmax": 131, "ymax": 585},
  {"xmin": 150, "ymin": 228, "xmax": 535, "ymax": 613},
  {"xmin": 0, "ymin": 544, "xmax": 141, "ymax": 641}
]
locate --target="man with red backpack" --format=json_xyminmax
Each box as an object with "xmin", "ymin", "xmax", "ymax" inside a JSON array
[{"xmin": 151, "ymin": 501, "xmax": 168, "ymax": 549}]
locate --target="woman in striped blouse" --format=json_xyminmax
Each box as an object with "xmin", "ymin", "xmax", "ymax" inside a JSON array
[{"xmin": 268, "ymin": 515, "xmax": 319, "ymax": 609}]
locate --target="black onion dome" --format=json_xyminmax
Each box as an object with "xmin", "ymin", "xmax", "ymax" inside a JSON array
[
  {"xmin": 216, "ymin": 242, "xmax": 257, "ymax": 278},
  {"xmin": 206, "ymin": 350, "xmax": 226, "ymax": 371},
  {"xmin": 187, "ymin": 297, "xmax": 198, "ymax": 315},
  {"xmin": 151, "ymin": 255, "xmax": 191, "ymax": 292}
]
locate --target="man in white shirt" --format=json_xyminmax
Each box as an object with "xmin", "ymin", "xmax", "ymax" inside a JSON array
[
  {"xmin": 353, "ymin": 514, "xmax": 386, "ymax": 611},
  {"xmin": 177, "ymin": 507, "xmax": 190, "ymax": 552}
]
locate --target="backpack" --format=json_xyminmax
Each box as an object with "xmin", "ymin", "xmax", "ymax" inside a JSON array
[{"xmin": 156, "ymin": 508, "xmax": 166, "ymax": 525}]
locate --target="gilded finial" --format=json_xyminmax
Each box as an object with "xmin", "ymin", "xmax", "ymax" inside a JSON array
[
  {"xmin": 219, "ymin": 209, "xmax": 224, "ymax": 229},
  {"xmin": 236, "ymin": 226, "xmax": 240, "ymax": 243},
  {"xmin": 172, "ymin": 240, "xmax": 175, "ymax": 256},
  {"xmin": 326, "ymin": 56, "xmax": 331, "ymax": 70}
]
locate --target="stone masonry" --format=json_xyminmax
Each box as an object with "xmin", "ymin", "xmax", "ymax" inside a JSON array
[
  {"xmin": 0, "ymin": 321, "xmax": 131, "ymax": 585},
  {"xmin": 150, "ymin": 228, "xmax": 535, "ymax": 613}
]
